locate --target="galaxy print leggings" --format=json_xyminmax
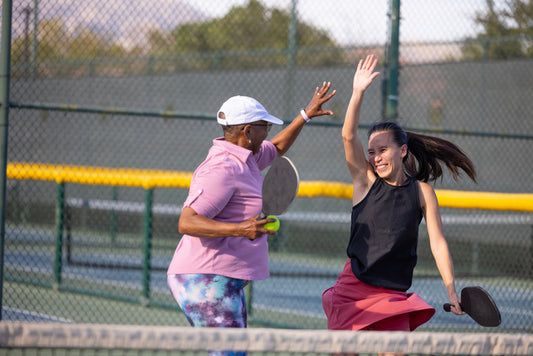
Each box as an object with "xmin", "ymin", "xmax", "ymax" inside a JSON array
[{"xmin": 167, "ymin": 274, "xmax": 249, "ymax": 356}]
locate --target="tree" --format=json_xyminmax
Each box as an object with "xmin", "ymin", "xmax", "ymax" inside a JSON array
[
  {"xmin": 11, "ymin": 0, "xmax": 343, "ymax": 77},
  {"xmin": 462, "ymin": 0, "xmax": 533, "ymax": 60},
  {"xmin": 147, "ymin": 0, "xmax": 342, "ymax": 70}
]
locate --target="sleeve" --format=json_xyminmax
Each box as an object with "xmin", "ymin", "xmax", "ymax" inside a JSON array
[
  {"xmin": 184, "ymin": 161, "xmax": 236, "ymax": 219},
  {"xmin": 255, "ymin": 140, "xmax": 278, "ymax": 171}
]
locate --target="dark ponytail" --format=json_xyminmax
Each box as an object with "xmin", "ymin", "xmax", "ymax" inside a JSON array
[{"xmin": 369, "ymin": 122, "xmax": 477, "ymax": 183}]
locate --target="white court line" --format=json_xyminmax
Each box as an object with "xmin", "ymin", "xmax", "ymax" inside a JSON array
[
  {"xmin": 252, "ymin": 303, "xmax": 326, "ymax": 319},
  {"xmin": 499, "ymin": 306, "xmax": 533, "ymax": 318},
  {"xmin": 66, "ymin": 198, "xmax": 533, "ymax": 225},
  {"xmin": 5, "ymin": 263, "xmax": 144, "ymax": 291},
  {"xmin": 2, "ymin": 307, "xmax": 73, "ymax": 323}
]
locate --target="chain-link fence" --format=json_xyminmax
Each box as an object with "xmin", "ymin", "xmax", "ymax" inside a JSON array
[{"xmin": 2, "ymin": 0, "xmax": 532, "ymax": 331}]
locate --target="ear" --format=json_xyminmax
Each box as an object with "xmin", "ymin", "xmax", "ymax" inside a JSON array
[
  {"xmin": 400, "ymin": 144, "xmax": 408, "ymax": 158},
  {"xmin": 242, "ymin": 124, "xmax": 252, "ymax": 142}
]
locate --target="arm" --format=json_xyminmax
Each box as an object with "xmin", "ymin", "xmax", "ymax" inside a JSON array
[
  {"xmin": 270, "ymin": 81, "xmax": 336, "ymax": 156},
  {"xmin": 179, "ymin": 163, "xmax": 277, "ymax": 241},
  {"xmin": 178, "ymin": 207, "xmax": 277, "ymax": 240},
  {"xmin": 419, "ymin": 182, "xmax": 464, "ymax": 315},
  {"xmin": 343, "ymin": 55, "xmax": 381, "ymax": 204}
]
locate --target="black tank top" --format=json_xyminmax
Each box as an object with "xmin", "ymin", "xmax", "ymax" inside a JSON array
[{"xmin": 348, "ymin": 176, "xmax": 422, "ymax": 291}]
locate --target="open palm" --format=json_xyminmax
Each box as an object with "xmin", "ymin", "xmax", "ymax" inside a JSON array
[{"xmin": 353, "ymin": 54, "xmax": 380, "ymax": 92}]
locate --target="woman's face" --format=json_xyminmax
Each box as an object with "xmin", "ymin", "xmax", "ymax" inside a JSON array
[
  {"xmin": 246, "ymin": 120, "xmax": 271, "ymax": 154},
  {"xmin": 367, "ymin": 130, "xmax": 407, "ymax": 181}
]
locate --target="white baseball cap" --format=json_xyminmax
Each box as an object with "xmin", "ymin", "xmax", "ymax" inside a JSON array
[{"xmin": 217, "ymin": 96, "xmax": 284, "ymax": 126}]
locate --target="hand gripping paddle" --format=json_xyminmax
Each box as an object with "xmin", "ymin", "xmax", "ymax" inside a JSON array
[
  {"xmin": 443, "ymin": 286, "xmax": 501, "ymax": 327},
  {"xmin": 262, "ymin": 156, "xmax": 299, "ymax": 217}
]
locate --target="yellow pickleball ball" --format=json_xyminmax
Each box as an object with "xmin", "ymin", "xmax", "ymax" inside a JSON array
[{"xmin": 264, "ymin": 215, "xmax": 280, "ymax": 231}]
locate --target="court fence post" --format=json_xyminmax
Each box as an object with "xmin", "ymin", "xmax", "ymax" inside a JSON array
[
  {"xmin": 110, "ymin": 186, "xmax": 118, "ymax": 245},
  {"xmin": 0, "ymin": 0, "xmax": 12, "ymax": 321},
  {"xmin": 141, "ymin": 187, "xmax": 153, "ymax": 305},
  {"xmin": 284, "ymin": 0, "xmax": 298, "ymax": 119},
  {"xmin": 530, "ymin": 224, "xmax": 533, "ymax": 278},
  {"xmin": 384, "ymin": 0, "xmax": 401, "ymax": 122},
  {"xmin": 245, "ymin": 281, "xmax": 253, "ymax": 317},
  {"xmin": 53, "ymin": 182, "xmax": 65, "ymax": 288}
]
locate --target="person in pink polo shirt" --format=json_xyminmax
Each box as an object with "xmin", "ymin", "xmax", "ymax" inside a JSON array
[{"xmin": 167, "ymin": 82, "xmax": 335, "ymax": 351}]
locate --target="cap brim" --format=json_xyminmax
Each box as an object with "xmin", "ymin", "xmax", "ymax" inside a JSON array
[{"xmin": 262, "ymin": 114, "xmax": 284, "ymax": 125}]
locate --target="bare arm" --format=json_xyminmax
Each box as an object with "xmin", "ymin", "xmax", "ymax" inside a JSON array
[
  {"xmin": 178, "ymin": 207, "xmax": 277, "ymax": 240},
  {"xmin": 419, "ymin": 182, "xmax": 464, "ymax": 315},
  {"xmin": 343, "ymin": 55, "xmax": 380, "ymax": 204},
  {"xmin": 270, "ymin": 81, "xmax": 336, "ymax": 156}
]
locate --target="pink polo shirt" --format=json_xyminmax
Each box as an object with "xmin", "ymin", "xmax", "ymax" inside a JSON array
[{"xmin": 167, "ymin": 137, "xmax": 278, "ymax": 280}]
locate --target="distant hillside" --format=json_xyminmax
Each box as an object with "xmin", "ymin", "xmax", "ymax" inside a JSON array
[{"xmin": 11, "ymin": 0, "xmax": 208, "ymax": 49}]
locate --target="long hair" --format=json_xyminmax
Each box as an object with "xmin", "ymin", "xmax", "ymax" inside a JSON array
[{"xmin": 368, "ymin": 122, "xmax": 477, "ymax": 183}]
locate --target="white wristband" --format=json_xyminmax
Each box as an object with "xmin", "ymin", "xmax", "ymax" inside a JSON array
[{"xmin": 300, "ymin": 109, "xmax": 311, "ymax": 122}]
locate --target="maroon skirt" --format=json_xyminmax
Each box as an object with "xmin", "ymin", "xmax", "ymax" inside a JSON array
[{"xmin": 322, "ymin": 259, "xmax": 435, "ymax": 331}]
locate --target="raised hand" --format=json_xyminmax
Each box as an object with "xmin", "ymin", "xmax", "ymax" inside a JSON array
[
  {"xmin": 353, "ymin": 54, "xmax": 380, "ymax": 93},
  {"xmin": 304, "ymin": 81, "xmax": 336, "ymax": 119}
]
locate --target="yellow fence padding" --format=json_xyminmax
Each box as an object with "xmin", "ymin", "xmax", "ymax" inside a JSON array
[
  {"xmin": 7, "ymin": 162, "xmax": 193, "ymax": 189},
  {"xmin": 298, "ymin": 181, "xmax": 533, "ymax": 211},
  {"xmin": 7, "ymin": 162, "xmax": 533, "ymax": 212},
  {"xmin": 435, "ymin": 189, "xmax": 533, "ymax": 212}
]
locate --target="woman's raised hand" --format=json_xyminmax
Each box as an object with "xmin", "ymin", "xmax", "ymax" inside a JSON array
[
  {"xmin": 353, "ymin": 54, "xmax": 380, "ymax": 93},
  {"xmin": 304, "ymin": 81, "xmax": 336, "ymax": 119}
]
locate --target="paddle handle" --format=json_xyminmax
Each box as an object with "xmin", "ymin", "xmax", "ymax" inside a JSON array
[{"xmin": 443, "ymin": 303, "xmax": 462, "ymax": 312}]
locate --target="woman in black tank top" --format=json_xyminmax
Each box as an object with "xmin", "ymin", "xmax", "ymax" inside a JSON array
[{"xmin": 322, "ymin": 55, "xmax": 477, "ymax": 334}]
